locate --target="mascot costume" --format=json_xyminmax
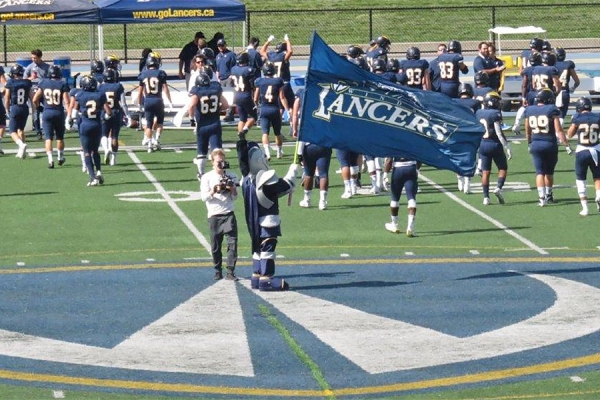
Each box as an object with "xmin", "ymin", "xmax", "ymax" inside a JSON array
[{"xmin": 237, "ymin": 133, "xmax": 297, "ymax": 291}]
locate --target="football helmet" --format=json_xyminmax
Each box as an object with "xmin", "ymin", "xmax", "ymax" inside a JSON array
[
  {"xmin": 534, "ymin": 88, "xmax": 555, "ymax": 105},
  {"xmin": 91, "ymin": 60, "xmax": 104, "ymax": 74},
  {"xmin": 195, "ymin": 72, "xmax": 211, "ymax": 87},
  {"xmin": 458, "ymin": 82, "xmax": 474, "ymax": 98},
  {"xmin": 541, "ymin": 52, "xmax": 556, "ymax": 66},
  {"xmin": 237, "ymin": 51, "xmax": 249, "ymax": 65},
  {"xmin": 200, "ymin": 65, "xmax": 214, "ymax": 79},
  {"xmin": 200, "ymin": 47, "xmax": 215, "ymax": 60},
  {"xmin": 275, "ymin": 41, "xmax": 287, "ymax": 53},
  {"xmin": 387, "ymin": 58, "xmax": 400, "ymax": 73},
  {"xmin": 104, "ymin": 54, "xmax": 120, "ymax": 71},
  {"xmin": 376, "ymin": 35, "xmax": 391, "ymax": 49},
  {"xmin": 541, "ymin": 40, "xmax": 552, "ymax": 52},
  {"xmin": 103, "ymin": 68, "xmax": 119, "ymax": 83},
  {"xmin": 372, "ymin": 58, "xmax": 387, "ymax": 72},
  {"xmin": 575, "ymin": 97, "xmax": 593, "ymax": 113},
  {"xmin": 146, "ymin": 52, "xmax": 162, "ymax": 68},
  {"xmin": 406, "ymin": 46, "xmax": 421, "ymax": 60},
  {"xmin": 217, "ymin": 38, "xmax": 226, "ymax": 47},
  {"xmin": 529, "ymin": 37, "xmax": 543, "ymax": 52},
  {"xmin": 80, "ymin": 75, "xmax": 98, "ymax": 92},
  {"xmin": 448, "ymin": 40, "xmax": 462, "ymax": 53},
  {"xmin": 528, "ymin": 51, "xmax": 542, "ymax": 67},
  {"xmin": 262, "ymin": 62, "xmax": 276, "ymax": 76},
  {"xmin": 474, "ymin": 71, "xmax": 490, "ymax": 86},
  {"xmin": 48, "ymin": 65, "xmax": 62, "ymax": 80},
  {"xmin": 10, "ymin": 64, "xmax": 24, "ymax": 78},
  {"xmin": 482, "ymin": 91, "xmax": 502, "ymax": 110},
  {"xmin": 347, "ymin": 45, "xmax": 364, "ymax": 59},
  {"xmin": 555, "ymin": 47, "xmax": 566, "ymax": 62}
]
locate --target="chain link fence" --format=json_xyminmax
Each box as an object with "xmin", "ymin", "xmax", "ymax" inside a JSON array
[{"xmin": 2, "ymin": 3, "xmax": 599, "ymax": 65}]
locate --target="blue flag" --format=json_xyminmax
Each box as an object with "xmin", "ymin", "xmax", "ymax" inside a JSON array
[{"xmin": 299, "ymin": 32, "xmax": 485, "ymax": 176}]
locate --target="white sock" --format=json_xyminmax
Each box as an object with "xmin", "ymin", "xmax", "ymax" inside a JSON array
[
  {"xmin": 407, "ymin": 214, "xmax": 415, "ymax": 230},
  {"xmin": 320, "ymin": 190, "xmax": 327, "ymax": 202},
  {"xmin": 57, "ymin": 150, "xmax": 64, "ymax": 160}
]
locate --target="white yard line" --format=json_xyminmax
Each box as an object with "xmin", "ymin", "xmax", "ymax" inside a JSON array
[
  {"xmin": 419, "ymin": 172, "xmax": 548, "ymax": 255},
  {"xmin": 127, "ymin": 150, "xmax": 211, "ymax": 253}
]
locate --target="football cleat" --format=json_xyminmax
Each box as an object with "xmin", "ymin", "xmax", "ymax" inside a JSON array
[
  {"xmin": 87, "ymin": 178, "xmax": 99, "ymax": 187},
  {"xmin": 16, "ymin": 143, "xmax": 27, "ymax": 159},
  {"xmin": 58, "ymin": 158, "xmax": 66, "ymax": 166},
  {"xmin": 580, "ymin": 209, "xmax": 589, "ymax": 216},
  {"xmin": 48, "ymin": 162, "xmax": 54, "ymax": 169},
  {"xmin": 351, "ymin": 184, "xmax": 358, "ymax": 195},
  {"xmin": 369, "ymin": 185, "xmax": 380, "ymax": 195},
  {"xmin": 493, "ymin": 188, "xmax": 505, "ymax": 205},
  {"xmin": 538, "ymin": 197, "xmax": 547, "ymax": 207},
  {"xmin": 483, "ymin": 197, "xmax": 490, "ymax": 205},
  {"xmin": 214, "ymin": 270, "xmax": 223, "ymax": 280},
  {"xmin": 299, "ymin": 199, "xmax": 311, "ymax": 208},
  {"xmin": 545, "ymin": 193, "xmax": 555, "ymax": 203},
  {"xmin": 385, "ymin": 222, "xmax": 400, "ymax": 234},
  {"xmin": 406, "ymin": 229, "xmax": 416, "ymax": 238},
  {"xmin": 96, "ymin": 173, "xmax": 104, "ymax": 185},
  {"xmin": 141, "ymin": 137, "xmax": 149, "ymax": 146},
  {"xmin": 341, "ymin": 191, "xmax": 353, "ymax": 199},
  {"xmin": 318, "ymin": 200, "xmax": 327, "ymax": 210}
]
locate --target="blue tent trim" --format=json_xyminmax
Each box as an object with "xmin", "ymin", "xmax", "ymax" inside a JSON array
[{"xmin": 96, "ymin": 0, "xmax": 246, "ymax": 24}]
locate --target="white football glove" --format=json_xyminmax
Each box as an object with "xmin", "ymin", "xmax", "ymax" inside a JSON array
[
  {"xmin": 566, "ymin": 145, "xmax": 573, "ymax": 155},
  {"xmin": 504, "ymin": 143, "xmax": 512, "ymax": 161},
  {"xmin": 126, "ymin": 116, "xmax": 133, "ymax": 128},
  {"xmin": 267, "ymin": 35, "xmax": 275, "ymax": 43},
  {"xmin": 65, "ymin": 116, "xmax": 72, "ymax": 131},
  {"xmin": 285, "ymin": 163, "xmax": 299, "ymax": 180},
  {"xmin": 167, "ymin": 103, "xmax": 173, "ymax": 113},
  {"xmin": 284, "ymin": 34, "xmax": 289, "ymax": 41},
  {"xmin": 103, "ymin": 112, "xmax": 112, "ymax": 121}
]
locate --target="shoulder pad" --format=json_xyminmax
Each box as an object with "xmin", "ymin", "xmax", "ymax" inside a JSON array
[{"xmin": 256, "ymin": 169, "xmax": 279, "ymax": 190}]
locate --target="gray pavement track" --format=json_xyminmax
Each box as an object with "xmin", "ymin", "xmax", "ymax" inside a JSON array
[{"xmin": 1, "ymin": 257, "xmax": 600, "ymax": 398}]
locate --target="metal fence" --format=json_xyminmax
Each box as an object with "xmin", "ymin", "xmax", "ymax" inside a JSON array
[{"xmin": 2, "ymin": 2, "xmax": 600, "ymax": 65}]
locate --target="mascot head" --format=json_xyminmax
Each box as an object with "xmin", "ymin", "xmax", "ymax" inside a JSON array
[{"xmin": 247, "ymin": 142, "xmax": 269, "ymax": 176}]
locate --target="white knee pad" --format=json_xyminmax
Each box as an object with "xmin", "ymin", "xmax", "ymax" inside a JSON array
[
  {"xmin": 350, "ymin": 165, "xmax": 360, "ymax": 175},
  {"xmin": 366, "ymin": 159, "xmax": 376, "ymax": 173},
  {"xmin": 576, "ymin": 180, "xmax": 587, "ymax": 197},
  {"xmin": 390, "ymin": 200, "xmax": 399, "ymax": 208},
  {"xmin": 407, "ymin": 199, "xmax": 417, "ymax": 208},
  {"xmin": 260, "ymin": 251, "xmax": 276, "ymax": 260}
]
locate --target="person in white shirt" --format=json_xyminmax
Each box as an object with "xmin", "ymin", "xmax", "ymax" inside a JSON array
[{"xmin": 200, "ymin": 148, "xmax": 240, "ymax": 280}]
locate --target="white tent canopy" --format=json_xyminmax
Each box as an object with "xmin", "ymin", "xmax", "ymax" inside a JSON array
[{"xmin": 488, "ymin": 26, "xmax": 546, "ymax": 55}]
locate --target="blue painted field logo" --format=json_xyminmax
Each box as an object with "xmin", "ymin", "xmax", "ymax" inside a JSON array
[{"xmin": 312, "ymin": 81, "xmax": 457, "ymax": 143}]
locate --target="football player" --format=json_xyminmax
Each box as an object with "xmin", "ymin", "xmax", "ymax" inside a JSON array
[
  {"xmin": 524, "ymin": 88, "xmax": 572, "ymax": 206},
  {"xmin": 473, "ymin": 71, "xmax": 493, "ymax": 104},
  {"xmin": 231, "ymin": 52, "xmax": 257, "ymax": 137},
  {"xmin": 454, "ymin": 83, "xmax": 481, "ymax": 193},
  {"xmin": 437, "ymin": 40, "xmax": 469, "ymax": 98},
  {"xmin": 98, "ymin": 68, "xmax": 131, "ymax": 166},
  {"xmin": 555, "ymin": 47, "xmax": 580, "ymax": 127},
  {"xmin": 476, "ymin": 92, "xmax": 512, "ymax": 205},
  {"xmin": 4, "ymin": 64, "xmax": 33, "ymax": 159},
  {"xmin": 246, "ymin": 37, "xmax": 263, "ymax": 81},
  {"xmin": 90, "ymin": 60, "xmax": 104, "ymax": 84},
  {"xmin": 293, "ymin": 87, "xmax": 332, "ymax": 211},
  {"xmin": 104, "ymin": 54, "xmax": 121, "ymax": 76},
  {"xmin": 386, "ymin": 59, "xmax": 407, "ymax": 85},
  {"xmin": 260, "ymin": 34, "xmax": 295, "ymax": 118},
  {"xmin": 32, "ymin": 65, "xmax": 70, "ymax": 169},
  {"xmin": 346, "ymin": 45, "xmax": 369, "ymax": 71},
  {"xmin": 566, "ymin": 97, "xmax": 600, "ymax": 216},
  {"xmin": 399, "ymin": 46, "xmax": 430, "ymax": 90},
  {"xmin": 188, "ymin": 72, "xmax": 229, "ymax": 181},
  {"xmin": 520, "ymin": 37, "xmax": 543, "ymax": 73},
  {"xmin": 253, "ymin": 62, "xmax": 291, "ymax": 161},
  {"xmin": 137, "ymin": 52, "xmax": 173, "ymax": 152},
  {"xmin": 74, "ymin": 75, "xmax": 112, "ymax": 186},
  {"xmin": 532, "ymin": 52, "xmax": 561, "ymax": 94},
  {"xmin": 512, "ymin": 51, "xmax": 543, "ymax": 135},
  {"xmin": 429, "ymin": 43, "xmax": 447, "ymax": 93},
  {"xmin": 365, "ymin": 35, "xmax": 391, "ymax": 69},
  {"xmin": 383, "ymin": 156, "xmax": 418, "ymax": 237}
]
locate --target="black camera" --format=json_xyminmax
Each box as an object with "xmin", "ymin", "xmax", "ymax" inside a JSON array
[
  {"xmin": 218, "ymin": 174, "xmax": 235, "ymax": 192},
  {"xmin": 216, "ymin": 160, "xmax": 230, "ymax": 170}
]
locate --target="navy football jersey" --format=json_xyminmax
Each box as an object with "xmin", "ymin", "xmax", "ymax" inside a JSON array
[
  {"xmin": 521, "ymin": 66, "xmax": 536, "ymax": 95},
  {"xmin": 555, "ymin": 60, "xmax": 576, "ymax": 90},
  {"xmin": 531, "ymin": 65, "xmax": 559, "ymax": 92},
  {"xmin": 231, "ymin": 64, "xmax": 256, "ymax": 100},
  {"xmin": 255, "ymin": 76, "xmax": 285, "ymax": 108},
  {"xmin": 399, "ymin": 59, "xmax": 429, "ymax": 89},
  {"xmin": 38, "ymin": 78, "xmax": 69, "ymax": 111},
  {"xmin": 267, "ymin": 51, "xmax": 291, "ymax": 82},
  {"xmin": 571, "ymin": 111, "xmax": 600, "ymax": 147},
  {"xmin": 473, "ymin": 86, "xmax": 493, "ymax": 104},
  {"xmin": 138, "ymin": 68, "xmax": 168, "ymax": 100},
  {"xmin": 191, "ymin": 82, "xmax": 223, "ymax": 125},
  {"xmin": 77, "ymin": 91, "xmax": 107, "ymax": 122},
  {"xmin": 476, "ymin": 108, "xmax": 503, "ymax": 142},
  {"xmin": 6, "ymin": 78, "xmax": 33, "ymax": 108},
  {"xmin": 437, "ymin": 52, "xmax": 465, "ymax": 84},
  {"xmin": 524, "ymin": 104, "xmax": 560, "ymax": 142},
  {"xmin": 98, "ymin": 82, "xmax": 125, "ymax": 111}
]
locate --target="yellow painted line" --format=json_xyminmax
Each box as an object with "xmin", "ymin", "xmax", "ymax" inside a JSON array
[
  {"xmin": 1, "ymin": 352, "xmax": 600, "ymax": 397},
  {"xmin": 1, "ymin": 256, "xmax": 600, "ymax": 275}
]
